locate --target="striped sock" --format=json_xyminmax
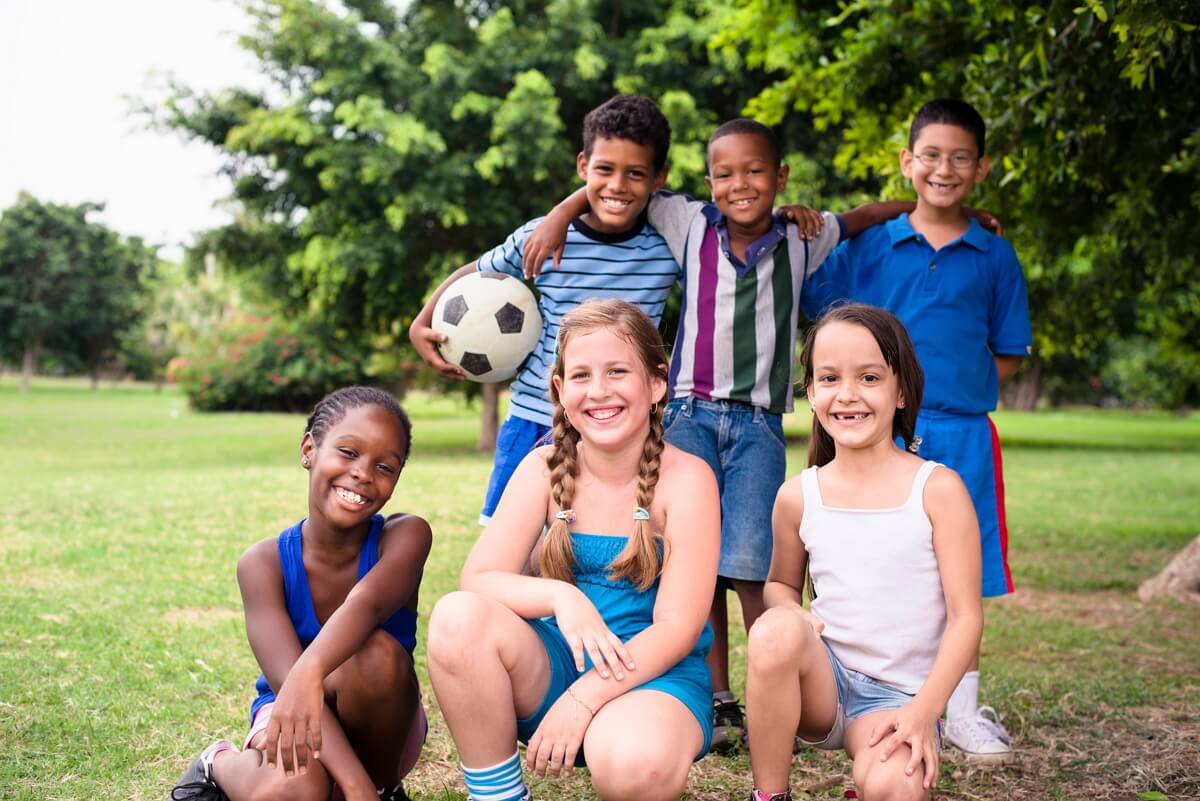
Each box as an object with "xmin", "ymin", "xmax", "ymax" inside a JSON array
[{"xmin": 462, "ymin": 750, "xmax": 529, "ymax": 801}]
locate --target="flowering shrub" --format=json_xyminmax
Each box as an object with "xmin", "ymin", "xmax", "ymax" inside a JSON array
[{"xmin": 174, "ymin": 313, "xmax": 367, "ymax": 412}]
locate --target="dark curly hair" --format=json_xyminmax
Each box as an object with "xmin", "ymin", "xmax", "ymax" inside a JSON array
[
  {"xmin": 708, "ymin": 118, "xmax": 781, "ymax": 167},
  {"xmin": 304, "ymin": 386, "xmax": 413, "ymax": 471},
  {"xmin": 582, "ymin": 94, "xmax": 671, "ymax": 174},
  {"xmin": 909, "ymin": 98, "xmax": 986, "ymax": 157}
]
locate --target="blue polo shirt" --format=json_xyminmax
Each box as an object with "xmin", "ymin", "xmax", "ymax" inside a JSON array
[{"xmin": 802, "ymin": 214, "xmax": 1032, "ymax": 415}]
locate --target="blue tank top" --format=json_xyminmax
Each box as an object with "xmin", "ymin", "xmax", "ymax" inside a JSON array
[
  {"xmin": 546, "ymin": 532, "xmax": 712, "ymax": 659},
  {"xmin": 250, "ymin": 515, "xmax": 418, "ymax": 720}
]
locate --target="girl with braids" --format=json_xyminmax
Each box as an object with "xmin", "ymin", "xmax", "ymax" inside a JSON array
[
  {"xmin": 745, "ymin": 305, "xmax": 983, "ymax": 801},
  {"xmin": 168, "ymin": 387, "xmax": 432, "ymax": 801},
  {"xmin": 428, "ymin": 299, "xmax": 719, "ymax": 801}
]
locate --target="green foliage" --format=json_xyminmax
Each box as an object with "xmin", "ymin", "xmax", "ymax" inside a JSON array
[
  {"xmin": 172, "ymin": 311, "xmax": 367, "ymax": 412},
  {"xmin": 711, "ymin": 0, "xmax": 1200, "ymax": 407},
  {"xmin": 150, "ymin": 0, "xmax": 774, "ymax": 349},
  {"xmin": 0, "ymin": 194, "xmax": 153, "ymax": 382}
]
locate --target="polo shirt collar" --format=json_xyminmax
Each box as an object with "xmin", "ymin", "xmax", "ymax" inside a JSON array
[
  {"xmin": 886, "ymin": 212, "xmax": 991, "ymax": 252},
  {"xmin": 701, "ymin": 202, "xmax": 788, "ymax": 273}
]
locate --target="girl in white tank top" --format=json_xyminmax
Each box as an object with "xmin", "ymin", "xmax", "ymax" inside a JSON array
[{"xmin": 745, "ymin": 305, "xmax": 984, "ymax": 801}]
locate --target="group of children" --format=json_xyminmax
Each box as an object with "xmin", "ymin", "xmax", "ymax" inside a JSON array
[{"xmin": 169, "ymin": 93, "xmax": 1030, "ymax": 801}]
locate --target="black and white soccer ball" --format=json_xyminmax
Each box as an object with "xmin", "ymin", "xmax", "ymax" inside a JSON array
[{"xmin": 431, "ymin": 272, "xmax": 542, "ymax": 383}]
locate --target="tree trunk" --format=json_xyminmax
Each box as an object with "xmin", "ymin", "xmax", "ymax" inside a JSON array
[
  {"xmin": 478, "ymin": 383, "xmax": 500, "ymax": 451},
  {"xmin": 1002, "ymin": 360, "xmax": 1042, "ymax": 410},
  {"xmin": 1138, "ymin": 535, "xmax": 1200, "ymax": 605},
  {"xmin": 20, "ymin": 341, "xmax": 37, "ymax": 392}
]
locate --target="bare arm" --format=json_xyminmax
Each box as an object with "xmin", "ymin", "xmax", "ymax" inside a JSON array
[
  {"xmin": 407, "ymin": 263, "xmax": 477, "ymax": 379},
  {"xmin": 763, "ymin": 478, "xmax": 825, "ymax": 636},
  {"xmin": 522, "ymin": 188, "xmax": 590, "ymax": 276},
  {"xmin": 995, "ymin": 354, "xmax": 1024, "ymax": 383},
  {"xmin": 237, "ymin": 541, "xmax": 376, "ymax": 795},
  {"xmin": 867, "ymin": 467, "xmax": 983, "ymax": 788}
]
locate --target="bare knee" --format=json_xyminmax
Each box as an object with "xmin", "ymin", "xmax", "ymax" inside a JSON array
[
  {"xmin": 588, "ymin": 739, "xmax": 690, "ymax": 801},
  {"xmin": 245, "ymin": 770, "xmax": 330, "ymax": 801},
  {"xmin": 427, "ymin": 591, "xmax": 495, "ymax": 673},
  {"xmin": 857, "ymin": 753, "xmax": 928, "ymax": 801},
  {"xmin": 747, "ymin": 607, "xmax": 815, "ymax": 674},
  {"xmin": 345, "ymin": 628, "xmax": 409, "ymax": 689}
]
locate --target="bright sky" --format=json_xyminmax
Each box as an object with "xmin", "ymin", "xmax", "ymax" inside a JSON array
[{"xmin": 0, "ymin": 0, "xmax": 262, "ymax": 260}]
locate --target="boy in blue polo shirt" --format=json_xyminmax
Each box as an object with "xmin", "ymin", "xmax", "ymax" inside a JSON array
[
  {"xmin": 409, "ymin": 95, "xmax": 681, "ymax": 524},
  {"xmin": 802, "ymin": 98, "xmax": 1032, "ymax": 763}
]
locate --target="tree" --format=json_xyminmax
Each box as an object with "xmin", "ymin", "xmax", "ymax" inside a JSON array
[
  {"xmin": 150, "ymin": 0, "xmax": 778, "ymax": 432},
  {"xmin": 709, "ymin": 0, "xmax": 1200, "ymax": 407}
]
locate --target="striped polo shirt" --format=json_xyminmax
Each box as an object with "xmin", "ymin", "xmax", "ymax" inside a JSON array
[
  {"xmin": 648, "ymin": 193, "xmax": 844, "ymax": 414},
  {"xmin": 477, "ymin": 214, "xmax": 680, "ymax": 426}
]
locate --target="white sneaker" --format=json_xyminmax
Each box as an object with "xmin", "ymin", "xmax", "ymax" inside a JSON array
[{"xmin": 944, "ymin": 706, "xmax": 1014, "ymax": 764}]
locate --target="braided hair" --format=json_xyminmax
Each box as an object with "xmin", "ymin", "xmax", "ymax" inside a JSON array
[
  {"xmin": 304, "ymin": 386, "xmax": 413, "ymax": 471},
  {"xmin": 540, "ymin": 299, "xmax": 668, "ymax": 590}
]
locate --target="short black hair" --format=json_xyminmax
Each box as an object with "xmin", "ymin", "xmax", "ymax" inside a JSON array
[
  {"xmin": 305, "ymin": 386, "xmax": 413, "ymax": 471},
  {"xmin": 708, "ymin": 118, "xmax": 781, "ymax": 167},
  {"xmin": 909, "ymin": 98, "xmax": 986, "ymax": 157},
  {"xmin": 582, "ymin": 95, "xmax": 671, "ymax": 174}
]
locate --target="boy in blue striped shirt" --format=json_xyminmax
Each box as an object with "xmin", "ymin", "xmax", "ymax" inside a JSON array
[{"xmin": 409, "ymin": 95, "xmax": 681, "ymax": 524}]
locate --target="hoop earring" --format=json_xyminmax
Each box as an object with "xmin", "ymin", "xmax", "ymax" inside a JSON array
[{"xmin": 651, "ymin": 402, "xmax": 658, "ymax": 416}]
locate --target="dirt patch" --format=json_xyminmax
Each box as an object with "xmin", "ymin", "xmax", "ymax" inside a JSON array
[{"xmin": 162, "ymin": 607, "xmax": 240, "ymax": 626}]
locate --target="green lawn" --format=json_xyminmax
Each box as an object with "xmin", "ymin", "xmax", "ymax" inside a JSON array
[{"xmin": 1, "ymin": 379, "xmax": 1196, "ymax": 801}]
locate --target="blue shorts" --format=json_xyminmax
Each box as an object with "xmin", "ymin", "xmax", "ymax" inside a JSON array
[
  {"xmin": 479, "ymin": 415, "xmax": 552, "ymax": 524},
  {"xmin": 517, "ymin": 618, "xmax": 714, "ymax": 763},
  {"xmin": 800, "ymin": 643, "xmax": 944, "ymax": 751},
  {"xmin": 907, "ymin": 410, "xmax": 1013, "ymax": 597},
  {"xmin": 661, "ymin": 396, "xmax": 786, "ymax": 581}
]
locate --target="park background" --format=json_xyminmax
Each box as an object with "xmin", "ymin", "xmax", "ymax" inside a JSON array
[{"xmin": 1, "ymin": 1, "xmax": 1197, "ymax": 799}]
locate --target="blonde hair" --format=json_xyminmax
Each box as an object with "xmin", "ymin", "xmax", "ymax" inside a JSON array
[{"xmin": 539, "ymin": 299, "xmax": 668, "ymax": 590}]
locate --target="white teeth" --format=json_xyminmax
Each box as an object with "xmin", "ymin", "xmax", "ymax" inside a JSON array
[
  {"xmin": 589, "ymin": 408, "xmax": 619, "ymax": 420},
  {"xmin": 601, "ymin": 197, "xmax": 631, "ymax": 208},
  {"xmin": 335, "ymin": 487, "xmax": 366, "ymax": 504}
]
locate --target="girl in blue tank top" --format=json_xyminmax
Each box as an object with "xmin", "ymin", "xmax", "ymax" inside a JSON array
[
  {"xmin": 428, "ymin": 299, "xmax": 720, "ymax": 801},
  {"xmin": 168, "ymin": 387, "xmax": 432, "ymax": 801},
  {"xmin": 745, "ymin": 305, "xmax": 984, "ymax": 801}
]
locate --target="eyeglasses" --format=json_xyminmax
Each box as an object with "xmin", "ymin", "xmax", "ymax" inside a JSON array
[{"xmin": 912, "ymin": 151, "xmax": 979, "ymax": 169}]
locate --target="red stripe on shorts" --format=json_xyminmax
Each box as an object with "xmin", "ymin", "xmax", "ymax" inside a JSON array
[{"xmin": 987, "ymin": 416, "xmax": 1015, "ymax": 593}]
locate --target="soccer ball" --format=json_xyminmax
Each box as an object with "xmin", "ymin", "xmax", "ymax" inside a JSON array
[{"xmin": 431, "ymin": 272, "xmax": 542, "ymax": 383}]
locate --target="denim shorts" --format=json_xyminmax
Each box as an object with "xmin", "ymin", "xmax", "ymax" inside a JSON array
[
  {"xmin": 800, "ymin": 643, "xmax": 943, "ymax": 751},
  {"xmin": 479, "ymin": 414, "xmax": 551, "ymax": 525},
  {"xmin": 661, "ymin": 396, "xmax": 786, "ymax": 581}
]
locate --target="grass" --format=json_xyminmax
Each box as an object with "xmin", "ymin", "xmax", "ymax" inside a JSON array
[{"xmin": 0, "ymin": 377, "xmax": 1197, "ymax": 801}]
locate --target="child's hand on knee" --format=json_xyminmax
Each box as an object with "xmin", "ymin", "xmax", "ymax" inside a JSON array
[
  {"xmin": 867, "ymin": 703, "xmax": 940, "ymax": 789},
  {"xmin": 789, "ymin": 604, "xmax": 825, "ymax": 636},
  {"xmin": 552, "ymin": 587, "xmax": 635, "ymax": 680},
  {"xmin": 260, "ymin": 665, "xmax": 325, "ymax": 776},
  {"xmin": 526, "ymin": 692, "xmax": 592, "ymax": 778}
]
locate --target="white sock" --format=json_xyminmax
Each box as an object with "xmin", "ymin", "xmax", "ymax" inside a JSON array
[{"xmin": 948, "ymin": 671, "xmax": 979, "ymax": 721}]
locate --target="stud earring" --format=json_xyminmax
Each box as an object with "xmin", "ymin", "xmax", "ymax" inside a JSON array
[{"xmin": 302, "ymin": 457, "xmax": 311, "ymax": 467}]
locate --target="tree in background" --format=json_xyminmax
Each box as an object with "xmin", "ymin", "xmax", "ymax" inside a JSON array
[
  {"xmin": 708, "ymin": 0, "xmax": 1200, "ymax": 408},
  {"xmin": 0, "ymin": 194, "xmax": 151, "ymax": 391},
  {"xmin": 150, "ymin": 0, "xmax": 776, "ymax": 433}
]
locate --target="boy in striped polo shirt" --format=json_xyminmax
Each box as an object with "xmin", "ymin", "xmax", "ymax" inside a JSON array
[
  {"xmin": 525, "ymin": 118, "xmax": 910, "ymax": 752},
  {"xmin": 409, "ymin": 95, "xmax": 681, "ymax": 525}
]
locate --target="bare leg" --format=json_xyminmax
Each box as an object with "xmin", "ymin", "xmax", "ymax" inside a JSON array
[
  {"xmin": 845, "ymin": 712, "xmax": 930, "ymax": 801},
  {"xmin": 426, "ymin": 591, "xmax": 553, "ymax": 766},
  {"xmin": 585, "ymin": 690, "xmax": 703, "ymax": 801},
  {"xmin": 706, "ymin": 584, "xmax": 730, "ymax": 692},
  {"xmin": 745, "ymin": 608, "xmax": 838, "ymax": 794},
  {"xmin": 730, "ymin": 578, "xmax": 766, "ymax": 632}
]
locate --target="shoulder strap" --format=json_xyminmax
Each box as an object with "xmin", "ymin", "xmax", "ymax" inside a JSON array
[
  {"xmin": 906, "ymin": 461, "xmax": 941, "ymax": 507},
  {"xmin": 358, "ymin": 514, "xmax": 386, "ymax": 578},
  {"xmin": 800, "ymin": 465, "xmax": 822, "ymax": 510}
]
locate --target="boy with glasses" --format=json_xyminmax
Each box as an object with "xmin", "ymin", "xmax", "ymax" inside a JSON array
[{"xmin": 802, "ymin": 98, "xmax": 1031, "ymax": 764}]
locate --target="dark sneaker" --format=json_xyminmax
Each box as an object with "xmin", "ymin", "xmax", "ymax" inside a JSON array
[
  {"xmin": 750, "ymin": 790, "xmax": 793, "ymax": 801},
  {"xmin": 711, "ymin": 696, "xmax": 747, "ymax": 755},
  {"xmin": 168, "ymin": 740, "xmax": 234, "ymax": 801},
  {"xmin": 378, "ymin": 785, "xmax": 412, "ymax": 801}
]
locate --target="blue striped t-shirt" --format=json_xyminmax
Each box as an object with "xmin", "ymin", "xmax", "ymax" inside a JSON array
[{"xmin": 477, "ymin": 214, "xmax": 681, "ymax": 426}]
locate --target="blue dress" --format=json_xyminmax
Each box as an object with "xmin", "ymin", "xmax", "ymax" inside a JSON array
[
  {"xmin": 249, "ymin": 515, "xmax": 418, "ymax": 722},
  {"xmin": 517, "ymin": 532, "xmax": 714, "ymax": 761}
]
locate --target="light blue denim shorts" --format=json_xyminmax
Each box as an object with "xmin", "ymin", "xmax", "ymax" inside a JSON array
[
  {"xmin": 661, "ymin": 396, "xmax": 786, "ymax": 581},
  {"xmin": 800, "ymin": 643, "xmax": 944, "ymax": 750}
]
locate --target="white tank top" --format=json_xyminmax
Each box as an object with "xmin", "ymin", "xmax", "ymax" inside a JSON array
[{"xmin": 801, "ymin": 460, "xmax": 946, "ymax": 694}]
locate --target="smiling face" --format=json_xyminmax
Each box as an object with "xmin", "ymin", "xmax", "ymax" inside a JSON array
[
  {"xmin": 900, "ymin": 122, "xmax": 989, "ymax": 213},
  {"xmin": 301, "ymin": 404, "xmax": 408, "ymax": 533},
  {"xmin": 807, "ymin": 320, "xmax": 906, "ymax": 455},
  {"xmin": 706, "ymin": 132, "xmax": 788, "ymax": 236},
  {"xmin": 576, "ymin": 136, "xmax": 666, "ymax": 234},
  {"xmin": 552, "ymin": 327, "xmax": 666, "ymax": 452}
]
